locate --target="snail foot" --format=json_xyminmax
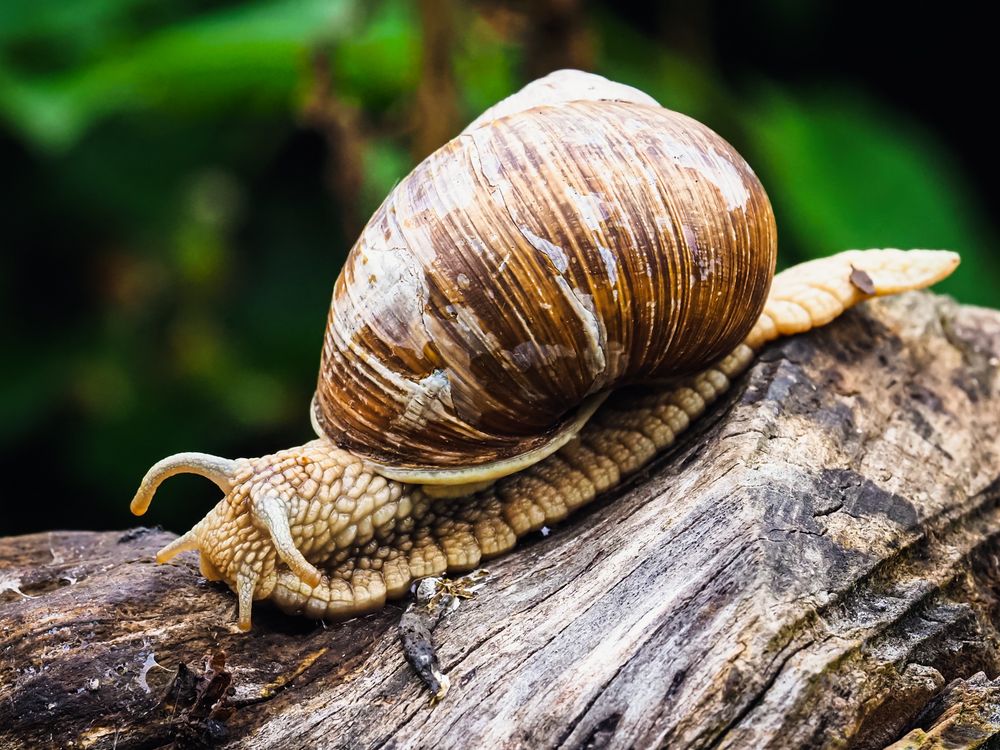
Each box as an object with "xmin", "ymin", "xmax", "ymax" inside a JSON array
[
  {"xmin": 270, "ymin": 566, "xmax": 389, "ymax": 621},
  {"xmin": 746, "ymin": 248, "xmax": 960, "ymax": 349}
]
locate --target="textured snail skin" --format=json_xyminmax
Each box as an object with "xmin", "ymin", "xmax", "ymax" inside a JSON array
[{"xmin": 131, "ymin": 248, "xmax": 959, "ymax": 630}]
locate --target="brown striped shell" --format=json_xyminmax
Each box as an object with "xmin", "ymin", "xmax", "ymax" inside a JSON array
[{"xmin": 312, "ymin": 70, "xmax": 777, "ymax": 484}]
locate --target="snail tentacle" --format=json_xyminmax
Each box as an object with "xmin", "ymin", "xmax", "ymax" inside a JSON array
[
  {"xmin": 251, "ymin": 491, "xmax": 323, "ymax": 588},
  {"xmin": 236, "ymin": 567, "xmax": 260, "ymax": 631},
  {"xmin": 129, "ymin": 452, "xmax": 238, "ymax": 516},
  {"xmin": 138, "ymin": 440, "xmax": 418, "ymax": 628},
  {"xmin": 154, "ymin": 525, "xmax": 202, "ymax": 563}
]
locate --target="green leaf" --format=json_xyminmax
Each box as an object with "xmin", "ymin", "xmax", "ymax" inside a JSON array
[
  {"xmin": 453, "ymin": 14, "xmax": 519, "ymax": 119},
  {"xmin": 592, "ymin": 12, "xmax": 718, "ymax": 121},
  {"xmin": 745, "ymin": 88, "xmax": 999, "ymax": 305},
  {"xmin": 331, "ymin": 0, "xmax": 420, "ymax": 106},
  {"xmin": 0, "ymin": 0, "xmax": 359, "ymax": 150},
  {"xmin": 361, "ymin": 139, "xmax": 410, "ymax": 216}
]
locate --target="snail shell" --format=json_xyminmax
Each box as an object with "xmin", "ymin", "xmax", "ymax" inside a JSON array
[{"xmin": 312, "ymin": 70, "xmax": 777, "ymax": 484}]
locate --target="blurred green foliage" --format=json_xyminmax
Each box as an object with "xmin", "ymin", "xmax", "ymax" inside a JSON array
[{"xmin": 1, "ymin": 0, "xmax": 996, "ymax": 534}]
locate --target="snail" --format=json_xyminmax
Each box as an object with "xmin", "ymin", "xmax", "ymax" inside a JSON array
[{"xmin": 129, "ymin": 70, "xmax": 959, "ymax": 631}]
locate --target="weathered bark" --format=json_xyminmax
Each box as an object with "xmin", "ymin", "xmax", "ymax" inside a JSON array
[
  {"xmin": 2, "ymin": 291, "xmax": 999, "ymax": 750},
  {"xmin": 886, "ymin": 673, "xmax": 1000, "ymax": 749}
]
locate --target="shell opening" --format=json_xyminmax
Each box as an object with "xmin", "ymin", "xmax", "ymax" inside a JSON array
[{"xmin": 370, "ymin": 392, "xmax": 610, "ymax": 485}]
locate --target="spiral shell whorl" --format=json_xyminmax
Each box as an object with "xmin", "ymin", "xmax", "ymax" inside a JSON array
[{"xmin": 314, "ymin": 71, "xmax": 777, "ymax": 475}]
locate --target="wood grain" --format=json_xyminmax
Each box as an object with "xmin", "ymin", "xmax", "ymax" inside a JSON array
[{"xmin": 2, "ymin": 291, "xmax": 998, "ymax": 750}]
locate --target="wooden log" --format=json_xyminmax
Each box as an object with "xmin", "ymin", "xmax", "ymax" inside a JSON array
[
  {"xmin": 886, "ymin": 673, "xmax": 1000, "ymax": 749},
  {"xmin": 2, "ymin": 291, "xmax": 999, "ymax": 750}
]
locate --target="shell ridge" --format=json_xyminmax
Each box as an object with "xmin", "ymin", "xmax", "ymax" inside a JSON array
[
  {"xmin": 461, "ymin": 69, "xmax": 660, "ymax": 133},
  {"xmin": 466, "ymin": 127, "xmax": 606, "ymax": 394},
  {"xmin": 462, "ymin": 130, "xmax": 579, "ymax": 407},
  {"xmin": 379, "ymin": 176, "xmax": 525, "ymax": 441},
  {"xmin": 318, "ymin": 75, "xmax": 777, "ymax": 472},
  {"xmin": 472, "ymin": 116, "xmax": 611, "ymax": 386}
]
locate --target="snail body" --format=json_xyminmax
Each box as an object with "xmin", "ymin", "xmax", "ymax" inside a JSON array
[{"xmin": 129, "ymin": 71, "xmax": 959, "ymax": 630}]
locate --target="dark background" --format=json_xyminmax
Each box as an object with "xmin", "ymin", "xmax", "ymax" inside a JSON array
[{"xmin": 2, "ymin": 0, "xmax": 997, "ymax": 537}]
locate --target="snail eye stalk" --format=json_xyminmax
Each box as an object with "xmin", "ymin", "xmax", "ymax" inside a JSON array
[{"xmin": 129, "ymin": 452, "xmax": 237, "ymax": 516}]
